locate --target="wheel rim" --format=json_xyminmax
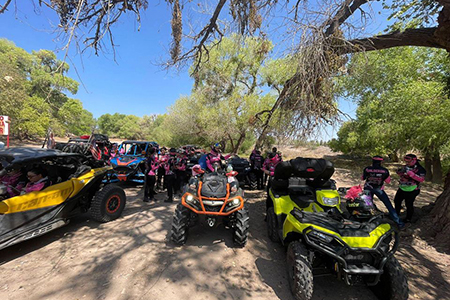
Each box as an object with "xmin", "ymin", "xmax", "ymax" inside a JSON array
[{"xmin": 106, "ymin": 195, "xmax": 121, "ymax": 214}]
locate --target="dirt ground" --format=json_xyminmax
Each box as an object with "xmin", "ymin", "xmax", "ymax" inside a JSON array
[{"xmin": 0, "ymin": 145, "xmax": 449, "ymax": 300}]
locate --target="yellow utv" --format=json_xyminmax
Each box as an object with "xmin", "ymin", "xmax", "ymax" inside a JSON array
[
  {"xmin": 0, "ymin": 148, "xmax": 126, "ymax": 251},
  {"xmin": 266, "ymin": 157, "xmax": 408, "ymax": 300}
]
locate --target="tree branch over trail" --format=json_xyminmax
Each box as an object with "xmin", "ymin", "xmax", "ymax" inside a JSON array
[{"xmin": 254, "ymin": 0, "xmax": 450, "ymax": 146}]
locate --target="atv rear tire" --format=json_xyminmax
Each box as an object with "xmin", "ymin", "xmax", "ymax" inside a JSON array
[
  {"xmin": 249, "ymin": 172, "xmax": 258, "ymax": 190},
  {"xmin": 233, "ymin": 206, "xmax": 249, "ymax": 247},
  {"xmin": 266, "ymin": 207, "xmax": 280, "ymax": 242},
  {"xmin": 90, "ymin": 184, "xmax": 126, "ymax": 222},
  {"xmin": 370, "ymin": 256, "xmax": 409, "ymax": 300},
  {"xmin": 287, "ymin": 241, "xmax": 314, "ymax": 300},
  {"xmin": 171, "ymin": 203, "xmax": 191, "ymax": 245}
]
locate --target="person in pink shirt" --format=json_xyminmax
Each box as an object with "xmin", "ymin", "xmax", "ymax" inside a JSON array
[
  {"xmin": 0, "ymin": 166, "xmax": 26, "ymax": 198},
  {"xmin": 144, "ymin": 148, "xmax": 159, "ymax": 203},
  {"xmin": 23, "ymin": 168, "xmax": 50, "ymax": 193},
  {"xmin": 205, "ymin": 143, "xmax": 233, "ymax": 172}
]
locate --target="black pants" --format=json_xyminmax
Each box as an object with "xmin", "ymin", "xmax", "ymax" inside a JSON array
[
  {"xmin": 165, "ymin": 174, "xmax": 176, "ymax": 200},
  {"xmin": 144, "ymin": 175, "xmax": 156, "ymax": 200},
  {"xmin": 174, "ymin": 170, "xmax": 186, "ymax": 193},
  {"xmin": 157, "ymin": 166, "xmax": 165, "ymax": 189},
  {"xmin": 394, "ymin": 188, "xmax": 420, "ymax": 221}
]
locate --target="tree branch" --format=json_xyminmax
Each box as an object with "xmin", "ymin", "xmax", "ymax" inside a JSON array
[
  {"xmin": 0, "ymin": 0, "xmax": 12, "ymax": 14},
  {"xmin": 339, "ymin": 27, "xmax": 448, "ymax": 54}
]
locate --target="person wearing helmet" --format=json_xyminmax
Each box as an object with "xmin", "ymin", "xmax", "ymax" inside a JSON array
[
  {"xmin": 205, "ymin": 143, "xmax": 233, "ymax": 172},
  {"xmin": 144, "ymin": 148, "xmax": 159, "ymax": 203},
  {"xmin": 394, "ymin": 154, "xmax": 426, "ymax": 223},
  {"xmin": 362, "ymin": 156, "xmax": 404, "ymax": 227}
]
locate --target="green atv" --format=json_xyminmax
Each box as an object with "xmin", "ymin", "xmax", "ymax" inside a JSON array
[{"xmin": 266, "ymin": 157, "xmax": 408, "ymax": 300}]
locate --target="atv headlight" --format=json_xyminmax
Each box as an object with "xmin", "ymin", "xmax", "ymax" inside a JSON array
[
  {"xmin": 186, "ymin": 194, "xmax": 195, "ymax": 203},
  {"xmin": 307, "ymin": 230, "xmax": 334, "ymax": 243},
  {"xmin": 322, "ymin": 197, "xmax": 339, "ymax": 206},
  {"xmin": 228, "ymin": 198, "xmax": 241, "ymax": 207}
]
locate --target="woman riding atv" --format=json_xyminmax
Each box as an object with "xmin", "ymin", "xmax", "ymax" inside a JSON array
[{"xmin": 201, "ymin": 143, "xmax": 233, "ymax": 173}]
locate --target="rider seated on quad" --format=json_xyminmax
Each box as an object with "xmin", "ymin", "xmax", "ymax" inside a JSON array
[
  {"xmin": 205, "ymin": 143, "xmax": 233, "ymax": 173},
  {"xmin": 187, "ymin": 164, "xmax": 205, "ymax": 189},
  {"xmin": 0, "ymin": 165, "xmax": 26, "ymax": 198},
  {"xmin": 22, "ymin": 167, "xmax": 51, "ymax": 194}
]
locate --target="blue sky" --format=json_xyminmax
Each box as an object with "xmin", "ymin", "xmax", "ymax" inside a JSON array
[{"xmin": 0, "ymin": 1, "xmax": 392, "ymax": 124}]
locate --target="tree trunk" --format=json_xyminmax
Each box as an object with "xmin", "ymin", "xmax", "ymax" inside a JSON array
[
  {"xmin": 389, "ymin": 151, "xmax": 399, "ymax": 162},
  {"xmin": 234, "ymin": 132, "xmax": 246, "ymax": 154},
  {"xmin": 429, "ymin": 173, "xmax": 450, "ymax": 247},
  {"xmin": 226, "ymin": 135, "xmax": 234, "ymax": 153},
  {"xmin": 432, "ymin": 152, "xmax": 443, "ymax": 184},
  {"xmin": 424, "ymin": 153, "xmax": 433, "ymax": 182}
]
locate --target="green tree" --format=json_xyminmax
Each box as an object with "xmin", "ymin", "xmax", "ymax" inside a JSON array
[
  {"xmin": 165, "ymin": 34, "xmax": 290, "ymax": 153},
  {"xmin": 0, "ymin": 39, "xmax": 86, "ymax": 138},
  {"xmin": 332, "ymin": 46, "xmax": 450, "ymax": 183}
]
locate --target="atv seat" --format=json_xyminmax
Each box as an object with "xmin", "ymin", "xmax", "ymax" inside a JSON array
[
  {"xmin": 200, "ymin": 173, "xmax": 228, "ymax": 198},
  {"xmin": 288, "ymin": 178, "xmax": 315, "ymax": 208}
]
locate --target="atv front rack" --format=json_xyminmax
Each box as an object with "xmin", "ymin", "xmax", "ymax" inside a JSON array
[
  {"xmin": 291, "ymin": 208, "xmax": 399, "ymax": 286},
  {"xmin": 181, "ymin": 182, "xmax": 244, "ymax": 216}
]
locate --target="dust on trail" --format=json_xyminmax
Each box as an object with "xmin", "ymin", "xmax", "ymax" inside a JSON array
[{"xmin": 0, "ymin": 147, "xmax": 449, "ymax": 300}]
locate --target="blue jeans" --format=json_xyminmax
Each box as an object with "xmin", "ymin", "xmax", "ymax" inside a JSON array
[{"xmin": 365, "ymin": 188, "xmax": 403, "ymax": 226}]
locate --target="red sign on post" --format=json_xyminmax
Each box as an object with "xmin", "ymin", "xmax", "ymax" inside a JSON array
[
  {"xmin": 0, "ymin": 116, "xmax": 9, "ymax": 136},
  {"xmin": 0, "ymin": 116, "xmax": 10, "ymax": 148}
]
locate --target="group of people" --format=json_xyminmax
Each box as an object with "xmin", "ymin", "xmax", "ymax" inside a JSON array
[
  {"xmin": 142, "ymin": 144, "xmax": 283, "ymax": 203},
  {"xmin": 361, "ymin": 154, "xmax": 426, "ymax": 228},
  {"xmin": 0, "ymin": 166, "xmax": 50, "ymax": 198}
]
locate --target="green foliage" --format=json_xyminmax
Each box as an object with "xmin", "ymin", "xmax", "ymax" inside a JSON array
[
  {"xmin": 333, "ymin": 47, "xmax": 450, "ymax": 160},
  {"xmin": 0, "ymin": 39, "xmax": 92, "ymax": 138},
  {"xmin": 383, "ymin": 0, "xmax": 442, "ymax": 30}
]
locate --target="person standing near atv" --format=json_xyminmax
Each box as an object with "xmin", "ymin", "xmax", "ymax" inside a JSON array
[
  {"xmin": 163, "ymin": 148, "xmax": 178, "ymax": 202},
  {"xmin": 157, "ymin": 147, "xmax": 167, "ymax": 191},
  {"xmin": 250, "ymin": 148, "xmax": 264, "ymax": 189},
  {"xmin": 362, "ymin": 156, "xmax": 404, "ymax": 227},
  {"xmin": 173, "ymin": 150, "xmax": 188, "ymax": 195},
  {"xmin": 394, "ymin": 154, "xmax": 426, "ymax": 223},
  {"xmin": 263, "ymin": 152, "xmax": 281, "ymax": 194},
  {"xmin": 144, "ymin": 148, "xmax": 159, "ymax": 203}
]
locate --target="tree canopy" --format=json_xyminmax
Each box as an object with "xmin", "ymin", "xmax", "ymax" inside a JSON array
[
  {"xmin": 0, "ymin": 39, "xmax": 94, "ymax": 138},
  {"xmin": 329, "ymin": 46, "xmax": 450, "ymax": 183}
]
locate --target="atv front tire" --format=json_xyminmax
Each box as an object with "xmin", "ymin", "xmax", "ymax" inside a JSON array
[
  {"xmin": 370, "ymin": 256, "xmax": 409, "ymax": 300},
  {"xmin": 287, "ymin": 241, "xmax": 314, "ymax": 300},
  {"xmin": 90, "ymin": 184, "xmax": 126, "ymax": 222},
  {"xmin": 171, "ymin": 203, "xmax": 191, "ymax": 245},
  {"xmin": 233, "ymin": 207, "xmax": 250, "ymax": 247},
  {"xmin": 266, "ymin": 207, "xmax": 280, "ymax": 242}
]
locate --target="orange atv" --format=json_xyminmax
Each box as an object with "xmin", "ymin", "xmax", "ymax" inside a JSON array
[{"xmin": 170, "ymin": 170, "xmax": 249, "ymax": 247}]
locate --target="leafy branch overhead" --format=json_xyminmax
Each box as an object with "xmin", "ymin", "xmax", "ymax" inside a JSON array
[{"xmin": 1, "ymin": 0, "xmax": 449, "ymax": 141}]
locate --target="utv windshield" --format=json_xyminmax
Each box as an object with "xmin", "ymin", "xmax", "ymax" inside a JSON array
[{"xmin": 119, "ymin": 142, "xmax": 148, "ymax": 156}]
